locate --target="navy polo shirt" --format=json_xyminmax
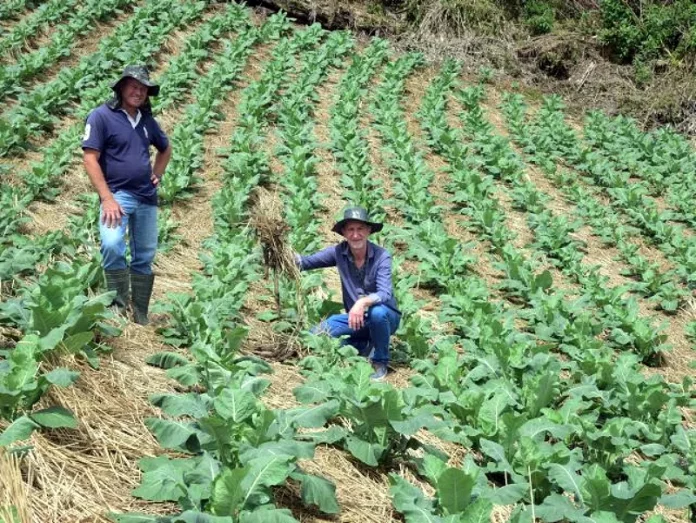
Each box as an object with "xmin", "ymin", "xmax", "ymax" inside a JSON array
[{"xmin": 82, "ymin": 103, "xmax": 169, "ymax": 205}]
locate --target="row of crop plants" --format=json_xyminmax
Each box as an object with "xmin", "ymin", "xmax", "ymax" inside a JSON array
[
  {"xmin": 0, "ymin": 0, "xmax": 45, "ymax": 22},
  {"xmin": 286, "ymin": 48, "xmax": 696, "ymax": 521},
  {"xmin": 113, "ymin": 22, "xmax": 355, "ymax": 522},
  {"xmin": 0, "ymin": 0, "xmax": 78, "ymax": 56},
  {"xmin": 269, "ymin": 36, "xmax": 462, "ymax": 519},
  {"xmin": 0, "ymin": 0, "xmax": 236, "ymax": 287},
  {"xmin": 402, "ymin": 60, "xmax": 696, "ymax": 520},
  {"xmin": 0, "ymin": 0, "xmax": 140, "ymax": 103},
  {"xmin": 503, "ymin": 99, "xmax": 686, "ymax": 314},
  {"xmin": 0, "ymin": 3, "xmax": 253, "ymax": 452},
  {"xmin": 502, "ymin": 94, "xmax": 696, "ymax": 296},
  {"xmin": 0, "ymin": 0, "xmax": 207, "ymax": 157},
  {"xmin": 444, "ymin": 82, "xmax": 672, "ymax": 366},
  {"xmin": 500, "ymin": 94, "xmax": 696, "ymax": 351},
  {"xmin": 581, "ymin": 112, "xmax": 696, "ymax": 231},
  {"xmin": 122, "ymin": 28, "xmax": 470, "ymax": 523}
]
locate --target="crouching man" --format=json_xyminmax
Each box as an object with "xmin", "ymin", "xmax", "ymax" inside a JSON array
[{"xmin": 296, "ymin": 207, "xmax": 401, "ymax": 381}]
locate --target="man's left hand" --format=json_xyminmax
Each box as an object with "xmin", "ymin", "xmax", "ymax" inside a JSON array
[
  {"xmin": 151, "ymin": 173, "xmax": 163, "ymax": 186},
  {"xmin": 348, "ymin": 301, "xmax": 367, "ymax": 330}
]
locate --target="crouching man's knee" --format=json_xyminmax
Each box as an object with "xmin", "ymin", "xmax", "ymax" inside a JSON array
[{"xmin": 367, "ymin": 304, "xmax": 389, "ymax": 323}]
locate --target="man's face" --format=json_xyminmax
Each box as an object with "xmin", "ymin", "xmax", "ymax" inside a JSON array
[
  {"xmin": 121, "ymin": 77, "xmax": 148, "ymax": 109},
  {"xmin": 343, "ymin": 220, "xmax": 371, "ymax": 251}
]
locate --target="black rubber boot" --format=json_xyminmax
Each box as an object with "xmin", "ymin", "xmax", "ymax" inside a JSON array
[
  {"xmin": 131, "ymin": 272, "xmax": 155, "ymax": 325},
  {"xmin": 104, "ymin": 269, "xmax": 129, "ymax": 315}
]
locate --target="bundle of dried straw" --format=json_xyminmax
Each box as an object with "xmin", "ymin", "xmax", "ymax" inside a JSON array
[{"xmin": 248, "ymin": 189, "xmax": 306, "ymax": 361}]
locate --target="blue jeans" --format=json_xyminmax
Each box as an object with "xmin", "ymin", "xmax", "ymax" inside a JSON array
[
  {"xmin": 99, "ymin": 190, "xmax": 157, "ymax": 275},
  {"xmin": 315, "ymin": 305, "xmax": 401, "ymax": 365}
]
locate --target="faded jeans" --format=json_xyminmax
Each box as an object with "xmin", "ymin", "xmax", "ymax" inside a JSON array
[
  {"xmin": 99, "ymin": 190, "xmax": 157, "ymax": 275},
  {"xmin": 315, "ymin": 304, "xmax": 401, "ymax": 365}
]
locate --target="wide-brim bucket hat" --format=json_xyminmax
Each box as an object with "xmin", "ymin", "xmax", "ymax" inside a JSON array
[
  {"xmin": 111, "ymin": 65, "xmax": 160, "ymax": 97},
  {"xmin": 332, "ymin": 207, "xmax": 383, "ymax": 234}
]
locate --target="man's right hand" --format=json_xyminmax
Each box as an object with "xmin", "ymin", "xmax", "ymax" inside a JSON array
[{"xmin": 101, "ymin": 196, "xmax": 123, "ymax": 228}]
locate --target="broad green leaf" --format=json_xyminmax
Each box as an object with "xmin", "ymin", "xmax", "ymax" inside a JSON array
[
  {"xmin": 293, "ymin": 381, "xmax": 331, "ymax": 403},
  {"xmin": 211, "ymin": 467, "xmax": 248, "ymax": 516},
  {"xmin": 214, "ymin": 389, "xmax": 257, "ymax": 423},
  {"xmin": 0, "ymin": 415, "xmax": 39, "ymax": 446},
  {"xmin": 146, "ymin": 351, "xmax": 189, "ymax": 369},
  {"xmin": 658, "ymin": 489, "xmax": 696, "ymax": 509},
  {"xmin": 610, "ymin": 482, "xmax": 661, "ymax": 519},
  {"xmin": 489, "ymin": 483, "xmax": 528, "ymax": 505},
  {"xmin": 460, "ymin": 498, "xmax": 493, "ymax": 523},
  {"xmin": 535, "ymin": 270, "xmax": 553, "ymax": 291},
  {"xmin": 547, "ymin": 463, "xmax": 583, "ymax": 504},
  {"xmin": 520, "ymin": 418, "xmax": 573, "ymax": 440},
  {"xmin": 391, "ymin": 411, "xmax": 445, "ymax": 436},
  {"xmin": 145, "ymin": 418, "xmax": 198, "ymax": 451},
  {"xmin": 294, "ymin": 472, "xmax": 340, "ymax": 514},
  {"xmin": 421, "ymin": 454, "xmax": 447, "ymax": 484},
  {"xmin": 437, "ymin": 468, "xmax": 475, "ymax": 515},
  {"xmin": 639, "ymin": 444, "xmax": 666, "ymax": 457},
  {"xmin": 535, "ymin": 493, "xmax": 586, "ymax": 522},
  {"xmin": 132, "ymin": 455, "xmax": 187, "ymax": 502},
  {"xmin": 30, "ymin": 406, "xmax": 77, "ymax": 429},
  {"xmin": 281, "ymin": 400, "xmax": 339, "ymax": 429},
  {"xmin": 345, "ymin": 435, "xmax": 384, "ymax": 466},
  {"xmin": 43, "ymin": 368, "xmax": 80, "ymax": 388},
  {"xmin": 389, "ymin": 474, "xmax": 441, "ymax": 523},
  {"xmin": 59, "ymin": 331, "xmax": 94, "ymax": 353},
  {"xmin": 241, "ymin": 441, "xmax": 315, "ymax": 463},
  {"xmin": 38, "ymin": 326, "xmax": 68, "ymax": 352},
  {"xmin": 479, "ymin": 439, "xmax": 512, "ymax": 472},
  {"xmin": 240, "ymin": 453, "xmax": 295, "ymax": 508},
  {"xmin": 150, "ymin": 393, "xmax": 211, "ymax": 419},
  {"xmin": 32, "ymin": 308, "xmax": 66, "ymax": 337},
  {"xmin": 297, "ymin": 425, "xmax": 347, "ymax": 445},
  {"xmin": 240, "ymin": 376, "xmax": 271, "ymax": 396},
  {"xmin": 166, "ymin": 365, "xmax": 201, "ymax": 387},
  {"xmin": 238, "ymin": 507, "xmax": 298, "ymax": 523}
]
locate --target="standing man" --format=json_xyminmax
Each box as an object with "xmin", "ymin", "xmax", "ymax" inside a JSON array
[
  {"xmin": 82, "ymin": 65, "xmax": 172, "ymax": 325},
  {"xmin": 297, "ymin": 207, "xmax": 401, "ymax": 381}
]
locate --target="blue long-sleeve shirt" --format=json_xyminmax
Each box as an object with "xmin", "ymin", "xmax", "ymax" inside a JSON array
[{"xmin": 298, "ymin": 240, "xmax": 400, "ymax": 315}]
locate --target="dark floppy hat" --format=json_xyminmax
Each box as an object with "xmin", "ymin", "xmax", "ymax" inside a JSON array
[
  {"xmin": 111, "ymin": 65, "xmax": 160, "ymax": 97},
  {"xmin": 332, "ymin": 207, "xmax": 383, "ymax": 234}
]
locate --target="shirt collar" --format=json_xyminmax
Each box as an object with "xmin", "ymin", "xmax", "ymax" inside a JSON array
[
  {"xmin": 119, "ymin": 108, "xmax": 142, "ymax": 128},
  {"xmin": 340, "ymin": 241, "xmax": 374, "ymax": 260}
]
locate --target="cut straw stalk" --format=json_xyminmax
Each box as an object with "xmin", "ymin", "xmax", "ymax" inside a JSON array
[{"xmin": 0, "ymin": 448, "xmax": 32, "ymax": 523}]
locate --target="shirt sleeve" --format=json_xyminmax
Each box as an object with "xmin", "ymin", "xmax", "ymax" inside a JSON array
[
  {"xmin": 367, "ymin": 251, "xmax": 394, "ymax": 304},
  {"xmin": 148, "ymin": 116, "xmax": 169, "ymax": 152},
  {"xmin": 298, "ymin": 246, "xmax": 337, "ymax": 271},
  {"xmin": 81, "ymin": 110, "xmax": 105, "ymax": 152}
]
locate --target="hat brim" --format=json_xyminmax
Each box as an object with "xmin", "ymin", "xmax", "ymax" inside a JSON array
[
  {"xmin": 332, "ymin": 219, "xmax": 383, "ymax": 235},
  {"xmin": 112, "ymin": 76, "xmax": 160, "ymax": 97}
]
